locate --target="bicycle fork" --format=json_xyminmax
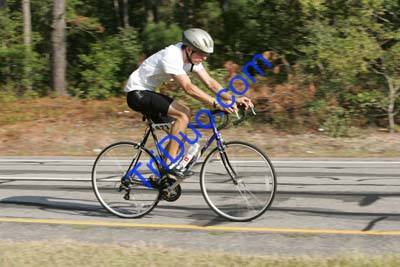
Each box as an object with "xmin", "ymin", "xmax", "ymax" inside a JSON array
[{"xmin": 219, "ymin": 149, "xmax": 239, "ymax": 184}]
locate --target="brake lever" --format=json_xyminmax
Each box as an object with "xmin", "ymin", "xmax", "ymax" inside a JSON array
[
  {"xmin": 250, "ymin": 106, "xmax": 256, "ymax": 116},
  {"xmin": 235, "ymin": 106, "xmax": 255, "ymax": 118},
  {"xmin": 231, "ymin": 105, "xmax": 257, "ymax": 126},
  {"xmin": 234, "ymin": 109, "xmax": 240, "ymax": 119}
]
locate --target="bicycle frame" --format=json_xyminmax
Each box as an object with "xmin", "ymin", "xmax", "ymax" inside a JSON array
[
  {"xmin": 92, "ymin": 105, "xmax": 275, "ymax": 220},
  {"xmin": 186, "ymin": 116, "xmax": 238, "ymax": 182},
  {"xmin": 123, "ymin": 122, "xmax": 169, "ymax": 182},
  {"xmin": 124, "ymin": 110, "xmax": 239, "ymax": 187}
]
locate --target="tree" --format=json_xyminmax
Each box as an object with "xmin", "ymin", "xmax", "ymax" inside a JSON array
[
  {"xmin": 373, "ymin": 44, "xmax": 400, "ymax": 133},
  {"xmin": 299, "ymin": 0, "xmax": 399, "ymax": 133},
  {"xmin": 76, "ymin": 27, "xmax": 142, "ymax": 99},
  {"xmin": 51, "ymin": 0, "xmax": 67, "ymax": 96},
  {"xmin": 0, "ymin": 3, "xmax": 42, "ymax": 95},
  {"xmin": 22, "ymin": 0, "xmax": 31, "ymax": 46},
  {"xmin": 372, "ymin": 0, "xmax": 400, "ymax": 133},
  {"xmin": 142, "ymin": 22, "xmax": 181, "ymax": 55},
  {"xmin": 0, "ymin": 0, "xmax": 6, "ymax": 9},
  {"xmin": 122, "ymin": 0, "xmax": 129, "ymax": 28},
  {"xmin": 22, "ymin": 0, "xmax": 32, "ymax": 91},
  {"xmin": 113, "ymin": 0, "xmax": 120, "ymax": 27},
  {"xmin": 145, "ymin": 0, "xmax": 160, "ymax": 23}
]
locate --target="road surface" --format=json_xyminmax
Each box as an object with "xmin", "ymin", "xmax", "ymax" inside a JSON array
[{"xmin": 0, "ymin": 157, "xmax": 399, "ymax": 255}]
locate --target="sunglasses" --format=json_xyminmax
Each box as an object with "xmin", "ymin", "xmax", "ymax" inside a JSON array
[{"xmin": 194, "ymin": 50, "xmax": 210, "ymax": 58}]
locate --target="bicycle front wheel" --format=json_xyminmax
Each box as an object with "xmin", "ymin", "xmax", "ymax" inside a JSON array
[
  {"xmin": 92, "ymin": 142, "xmax": 160, "ymax": 218},
  {"xmin": 200, "ymin": 141, "xmax": 276, "ymax": 221}
]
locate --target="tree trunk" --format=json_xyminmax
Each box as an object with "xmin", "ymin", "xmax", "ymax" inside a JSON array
[
  {"xmin": 113, "ymin": 0, "xmax": 121, "ymax": 27},
  {"xmin": 152, "ymin": 1, "xmax": 160, "ymax": 23},
  {"xmin": 122, "ymin": 0, "xmax": 130, "ymax": 28},
  {"xmin": 22, "ymin": 0, "xmax": 32, "ymax": 91},
  {"xmin": 145, "ymin": 0, "xmax": 153, "ymax": 22},
  {"xmin": 51, "ymin": 0, "xmax": 67, "ymax": 96},
  {"xmin": 183, "ymin": 0, "xmax": 188, "ymax": 26},
  {"xmin": 145, "ymin": 0, "xmax": 160, "ymax": 23},
  {"xmin": 388, "ymin": 91, "xmax": 395, "ymax": 134},
  {"xmin": 0, "ymin": 0, "xmax": 6, "ymax": 9},
  {"xmin": 22, "ymin": 0, "xmax": 32, "ymax": 46},
  {"xmin": 384, "ymin": 74, "xmax": 399, "ymax": 133},
  {"xmin": 221, "ymin": 0, "xmax": 229, "ymax": 11}
]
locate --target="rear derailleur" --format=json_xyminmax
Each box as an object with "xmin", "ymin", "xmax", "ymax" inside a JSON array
[{"xmin": 118, "ymin": 178, "xmax": 132, "ymax": 200}]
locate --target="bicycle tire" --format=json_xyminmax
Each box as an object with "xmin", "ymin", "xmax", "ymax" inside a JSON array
[
  {"xmin": 200, "ymin": 141, "xmax": 276, "ymax": 221},
  {"xmin": 92, "ymin": 142, "xmax": 160, "ymax": 218}
]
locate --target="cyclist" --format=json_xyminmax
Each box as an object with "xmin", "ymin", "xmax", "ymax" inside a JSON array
[{"xmin": 125, "ymin": 28, "xmax": 253, "ymax": 178}]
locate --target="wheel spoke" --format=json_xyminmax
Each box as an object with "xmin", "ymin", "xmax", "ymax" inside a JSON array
[
  {"xmin": 200, "ymin": 141, "xmax": 276, "ymax": 221},
  {"xmin": 92, "ymin": 142, "xmax": 160, "ymax": 218}
]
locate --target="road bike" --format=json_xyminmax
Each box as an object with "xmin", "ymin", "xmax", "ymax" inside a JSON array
[{"xmin": 91, "ymin": 106, "xmax": 277, "ymax": 221}]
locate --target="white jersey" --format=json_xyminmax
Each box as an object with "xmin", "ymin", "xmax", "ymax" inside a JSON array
[{"xmin": 124, "ymin": 42, "xmax": 204, "ymax": 92}]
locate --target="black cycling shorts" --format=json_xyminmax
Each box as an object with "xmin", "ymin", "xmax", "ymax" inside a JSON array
[{"xmin": 127, "ymin": 90, "xmax": 174, "ymax": 123}]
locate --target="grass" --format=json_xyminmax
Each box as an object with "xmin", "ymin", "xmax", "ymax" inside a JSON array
[
  {"xmin": 0, "ymin": 96, "xmax": 127, "ymax": 125},
  {"xmin": 0, "ymin": 240, "xmax": 399, "ymax": 267}
]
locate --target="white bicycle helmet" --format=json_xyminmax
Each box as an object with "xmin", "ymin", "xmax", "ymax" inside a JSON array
[{"xmin": 182, "ymin": 28, "xmax": 214, "ymax": 54}]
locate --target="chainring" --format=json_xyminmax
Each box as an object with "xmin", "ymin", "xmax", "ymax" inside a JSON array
[{"xmin": 159, "ymin": 177, "xmax": 181, "ymax": 202}]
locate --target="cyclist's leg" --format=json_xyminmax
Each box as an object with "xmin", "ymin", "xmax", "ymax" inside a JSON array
[
  {"xmin": 126, "ymin": 90, "xmax": 174, "ymax": 120},
  {"xmin": 127, "ymin": 90, "xmax": 192, "ymax": 177},
  {"xmin": 126, "ymin": 90, "xmax": 176, "ymax": 165},
  {"xmin": 165, "ymin": 100, "xmax": 191, "ymax": 165}
]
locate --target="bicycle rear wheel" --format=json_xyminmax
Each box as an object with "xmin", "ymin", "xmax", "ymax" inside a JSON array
[
  {"xmin": 92, "ymin": 142, "xmax": 160, "ymax": 218},
  {"xmin": 200, "ymin": 141, "xmax": 276, "ymax": 221}
]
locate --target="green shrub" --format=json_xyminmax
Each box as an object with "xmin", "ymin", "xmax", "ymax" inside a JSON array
[
  {"xmin": 0, "ymin": 9, "xmax": 49, "ymax": 96},
  {"xmin": 321, "ymin": 106, "xmax": 350, "ymax": 137},
  {"xmin": 344, "ymin": 91, "xmax": 388, "ymax": 125},
  {"xmin": 142, "ymin": 22, "xmax": 182, "ymax": 55},
  {"xmin": 75, "ymin": 28, "xmax": 142, "ymax": 99}
]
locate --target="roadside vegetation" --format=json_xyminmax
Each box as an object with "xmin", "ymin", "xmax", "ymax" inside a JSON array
[
  {"xmin": 1, "ymin": 240, "xmax": 400, "ymax": 267},
  {"xmin": 0, "ymin": 96, "xmax": 398, "ymax": 157},
  {"xmin": 1, "ymin": 0, "xmax": 399, "ymax": 136}
]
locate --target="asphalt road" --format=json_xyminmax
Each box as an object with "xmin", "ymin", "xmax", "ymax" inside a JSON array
[{"xmin": 0, "ymin": 157, "xmax": 399, "ymax": 256}]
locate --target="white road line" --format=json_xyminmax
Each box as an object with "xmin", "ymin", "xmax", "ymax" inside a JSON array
[
  {"xmin": 236, "ymin": 161, "xmax": 400, "ymax": 164},
  {"xmin": 0, "ymin": 159, "xmax": 95, "ymax": 162},
  {"xmin": 0, "ymin": 159, "xmax": 399, "ymax": 164},
  {"xmin": 0, "ymin": 176, "xmax": 90, "ymax": 181}
]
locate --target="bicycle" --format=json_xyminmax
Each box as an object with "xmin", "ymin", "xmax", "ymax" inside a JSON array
[{"xmin": 91, "ymin": 105, "xmax": 277, "ymax": 222}]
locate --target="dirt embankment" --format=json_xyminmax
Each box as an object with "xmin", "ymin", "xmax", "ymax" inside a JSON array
[{"xmin": 0, "ymin": 97, "xmax": 398, "ymax": 157}]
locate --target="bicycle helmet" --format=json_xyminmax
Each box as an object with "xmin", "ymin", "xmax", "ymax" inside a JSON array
[{"xmin": 182, "ymin": 28, "xmax": 214, "ymax": 54}]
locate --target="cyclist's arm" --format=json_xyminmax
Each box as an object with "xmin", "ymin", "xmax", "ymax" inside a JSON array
[
  {"xmin": 195, "ymin": 68, "xmax": 254, "ymax": 109},
  {"xmin": 195, "ymin": 69, "xmax": 233, "ymax": 101},
  {"xmin": 171, "ymin": 74, "xmax": 235, "ymax": 112}
]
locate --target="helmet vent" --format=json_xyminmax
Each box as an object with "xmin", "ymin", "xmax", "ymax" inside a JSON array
[{"xmin": 182, "ymin": 28, "xmax": 214, "ymax": 54}]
